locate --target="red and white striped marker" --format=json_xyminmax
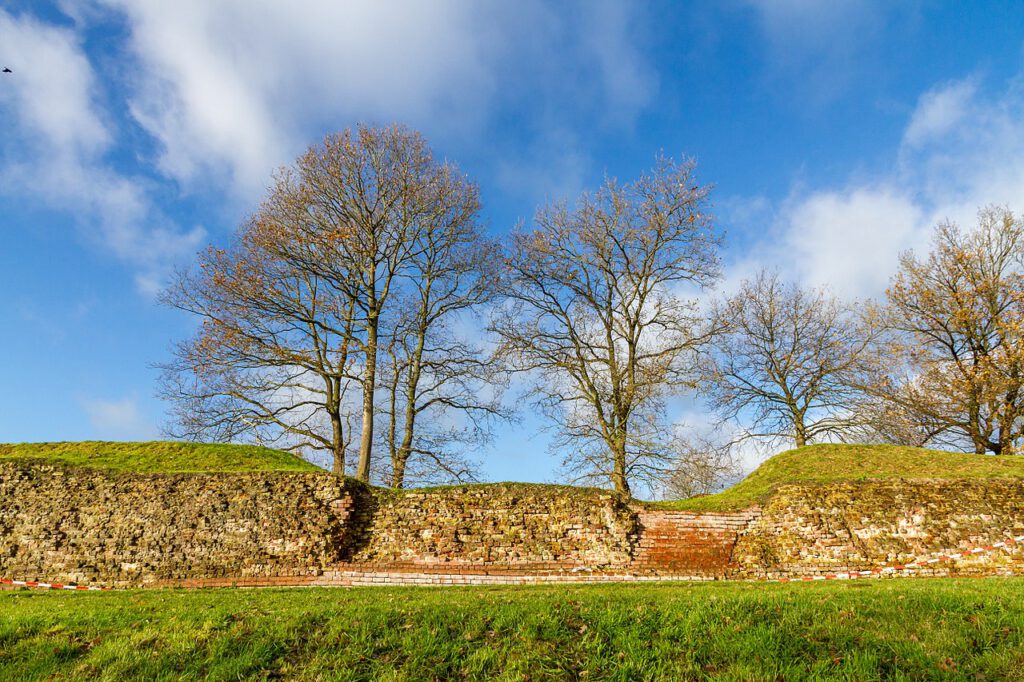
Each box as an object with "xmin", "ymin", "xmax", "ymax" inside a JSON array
[
  {"xmin": 774, "ymin": 534, "xmax": 1024, "ymax": 583},
  {"xmin": 0, "ymin": 578, "xmax": 110, "ymax": 591}
]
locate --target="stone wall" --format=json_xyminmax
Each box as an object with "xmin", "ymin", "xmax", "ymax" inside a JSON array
[
  {"xmin": 732, "ymin": 480, "xmax": 1024, "ymax": 579},
  {"xmin": 4, "ymin": 458, "xmax": 1024, "ymax": 587},
  {"xmin": 344, "ymin": 484, "xmax": 638, "ymax": 570},
  {"xmin": 0, "ymin": 463, "xmax": 649, "ymax": 586},
  {"xmin": 0, "ymin": 460, "xmax": 355, "ymax": 587}
]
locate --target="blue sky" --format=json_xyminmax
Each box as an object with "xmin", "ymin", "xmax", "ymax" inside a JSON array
[{"xmin": 2, "ymin": 1, "xmax": 1024, "ymax": 482}]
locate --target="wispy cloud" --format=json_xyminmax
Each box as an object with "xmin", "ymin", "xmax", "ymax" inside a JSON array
[
  {"xmin": 0, "ymin": 10, "xmax": 107, "ymax": 153},
  {"xmin": 903, "ymin": 78, "xmax": 977, "ymax": 147},
  {"xmin": 2, "ymin": 2, "xmax": 656, "ymax": 294},
  {"xmin": 82, "ymin": 397, "xmax": 159, "ymax": 440},
  {"xmin": 0, "ymin": 7, "xmax": 204, "ymax": 295},
  {"xmin": 728, "ymin": 72, "xmax": 1024, "ymax": 300},
  {"xmin": 92, "ymin": 0, "xmax": 654, "ymax": 202},
  {"xmin": 739, "ymin": 0, "xmax": 902, "ymax": 105}
]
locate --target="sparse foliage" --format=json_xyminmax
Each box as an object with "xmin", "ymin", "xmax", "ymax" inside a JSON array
[
  {"xmin": 158, "ymin": 187, "xmax": 361, "ymax": 473},
  {"xmin": 876, "ymin": 206, "xmax": 1024, "ymax": 454},
  {"xmin": 661, "ymin": 432, "xmax": 740, "ymax": 500},
  {"xmin": 161, "ymin": 125, "xmax": 503, "ymax": 482},
  {"xmin": 702, "ymin": 270, "xmax": 879, "ymax": 448},
  {"xmin": 491, "ymin": 156, "xmax": 721, "ymax": 494},
  {"xmin": 378, "ymin": 205, "xmax": 508, "ymax": 488}
]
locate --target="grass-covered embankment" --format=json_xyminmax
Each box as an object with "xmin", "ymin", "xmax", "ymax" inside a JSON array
[
  {"xmin": 0, "ymin": 441, "xmax": 320, "ymax": 473},
  {"xmin": 655, "ymin": 443, "xmax": 1024, "ymax": 512},
  {"xmin": 2, "ymin": 580, "xmax": 1023, "ymax": 680}
]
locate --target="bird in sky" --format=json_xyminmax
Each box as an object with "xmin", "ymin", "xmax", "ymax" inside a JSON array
[{"xmin": 2, "ymin": 68, "xmax": 11, "ymax": 73}]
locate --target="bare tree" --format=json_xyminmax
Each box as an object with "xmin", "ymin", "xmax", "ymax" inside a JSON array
[
  {"xmin": 294, "ymin": 125, "xmax": 482, "ymax": 480},
  {"xmin": 378, "ymin": 203, "xmax": 508, "ymax": 488},
  {"xmin": 702, "ymin": 270, "xmax": 878, "ymax": 448},
  {"xmin": 161, "ymin": 124, "xmax": 493, "ymax": 480},
  {"xmin": 661, "ymin": 431, "xmax": 740, "ymax": 500},
  {"xmin": 878, "ymin": 206, "xmax": 1024, "ymax": 454},
  {"xmin": 158, "ymin": 184, "xmax": 362, "ymax": 472},
  {"xmin": 491, "ymin": 156, "xmax": 721, "ymax": 495},
  {"xmin": 849, "ymin": 385, "xmax": 950, "ymax": 448}
]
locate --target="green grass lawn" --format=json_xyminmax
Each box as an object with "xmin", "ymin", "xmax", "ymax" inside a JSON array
[
  {"xmin": 6, "ymin": 441, "xmax": 1024, "ymax": 513},
  {"xmin": 654, "ymin": 444, "xmax": 1024, "ymax": 512},
  {"xmin": 0, "ymin": 441, "xmax": 321, "ymax": 474},
  {"xmin": 1, "ymin": 579, "xmax": 1023, "ymax": 681}
]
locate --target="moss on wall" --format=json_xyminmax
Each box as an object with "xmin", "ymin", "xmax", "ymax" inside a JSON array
[
  {"xmin": 347, "ymin": 483, "xmax": 638, "ymax": 568},
  {"xmin": 0, "ymin": 461, "xmax": 353, "ymax": 587}
]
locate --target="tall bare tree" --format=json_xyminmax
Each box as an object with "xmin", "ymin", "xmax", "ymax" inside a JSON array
[
  {"xmin": 702, "ymin": 270, "xmax": 878, "ymax": 447},
  {"xmin": 296, "ymin": 125, "xmax": 480, "ymax": 480},
  {"xmin": 161, "ymin": 124, "xmax": 491, "ymax": 480},
  {"xmin": 379, "ymin": 197, "xmax": 507, "ymax": 487},
  {"xmin": 491, "ymin": 156, "xmax": 721, "ymax": 495},
  {"xmin": 878, "ymin": 206, "xmax": 1024, "ymax": 454},
  {"xmin": 159, "ymin": 182, "xmax": 362, "ymax": 472}
]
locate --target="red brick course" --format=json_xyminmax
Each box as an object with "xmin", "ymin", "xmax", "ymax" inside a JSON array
[{"xmin": 630, "ymin": 509, "xmax": 761, "ymax": 575}]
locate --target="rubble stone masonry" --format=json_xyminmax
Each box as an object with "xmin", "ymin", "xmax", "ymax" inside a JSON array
[
  {"xmin": 732, "ymin": 479, "xmax": 1024, "ymax": 579},
  {"xmin": 2, "ymin": 459, "xmax": 1023, "ymax": 587}
]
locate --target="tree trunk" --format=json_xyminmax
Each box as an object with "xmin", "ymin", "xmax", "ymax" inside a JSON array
[
  {"xmin": 330, "ymin": 410, "xmax": 345, "ymax": 475},
  {"xmin": 325, "ymin": 374, "xmax": 347, "ymax": 476},
  {"xmin": 392, "ymin": 448, "xmax": 408, "ymax": 489},
  {"xmin": 356, "ymin": 311, "xmax": 378, "ymax": 482},
  {"xmin": 386, "ymin": 353, "xmax": 400, "ymax": 486},
  {"xmin": 610, "ymin": 436, "xmax": 630, "ymax": 495},
  {"xmin": 794, "ymin": 425, "xmax": 807, "ymax": 448},
  {"xmin": 394, "ymin": 404, "xmax": 417, "ymax": 489},
  {"xmin": 792, "ymin": 406, "xmax": 807, "ymax": 447},
  {"xmin": 967, "ymin": 393, "xmax": 987, "ymax": 454}
]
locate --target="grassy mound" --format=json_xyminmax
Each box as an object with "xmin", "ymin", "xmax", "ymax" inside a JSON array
[
  {"xmin": 2, "ymin": 580, "xmax": 1023, "ymax": 680},
  {"xmin": 656, "ymin": 443, "xmax": 1024, "ymax": 512},
  {"xmin": 0, "ymin": 441, "xmax": 321, "ymax": 474}
]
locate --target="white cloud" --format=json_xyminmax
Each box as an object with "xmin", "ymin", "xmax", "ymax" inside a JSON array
[
  {"xmin": 899, "ymin": 77, "xmax": 1024, "ymax": 226},
  {"xmin": 0, "ymin": 10, "xmax": 108, "ymax": 154},
  {"xmin": 577, "ymin": 0, "xmax": 656, "ymax": 127},
  {"xmin": 733, "ymin": 73, "xmax": 1024, "ymax": 300},
  {"xmin": 777, "ymin": 187, "xmax": 923, "ymax": 298},
  {"xmin": 83, "ymin": 397, "xmax": 159, "ymax": 440},
  {"xmin": 903, "ymin": 78, "xmax": 977, "ymax": 147},
  {"xmin": 93, "ymin": 0, "xmax": 654, "ymax": 200},
  {"xmin": 2, "ymin": 2, "xmax": 656, "ymax": 296},
  {"xmin": 0, "ymin": 7, "xmax": 205, "ymax": 294}
]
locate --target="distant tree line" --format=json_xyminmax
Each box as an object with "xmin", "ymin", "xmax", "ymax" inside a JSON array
[{"xmin": 159, "ymin": 124, "xmax": 1024, "ymax": 496}]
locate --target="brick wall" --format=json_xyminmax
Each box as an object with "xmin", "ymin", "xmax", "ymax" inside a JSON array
[{"xmin": 631, "ymin": 510, "xmax": 761, "ymax": 576}]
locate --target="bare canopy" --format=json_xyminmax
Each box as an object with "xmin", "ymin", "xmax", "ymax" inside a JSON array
[
  {"xmin": 702, "ymin": 270, "xmax": 878, "ymax": 448},
  {"xmin": 161, "ymin": 125, "xmax": 497, "ymax": 481},
  {"xmin": 491, "ymin": 156, "xmax": 721, "ymax": 495}
]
